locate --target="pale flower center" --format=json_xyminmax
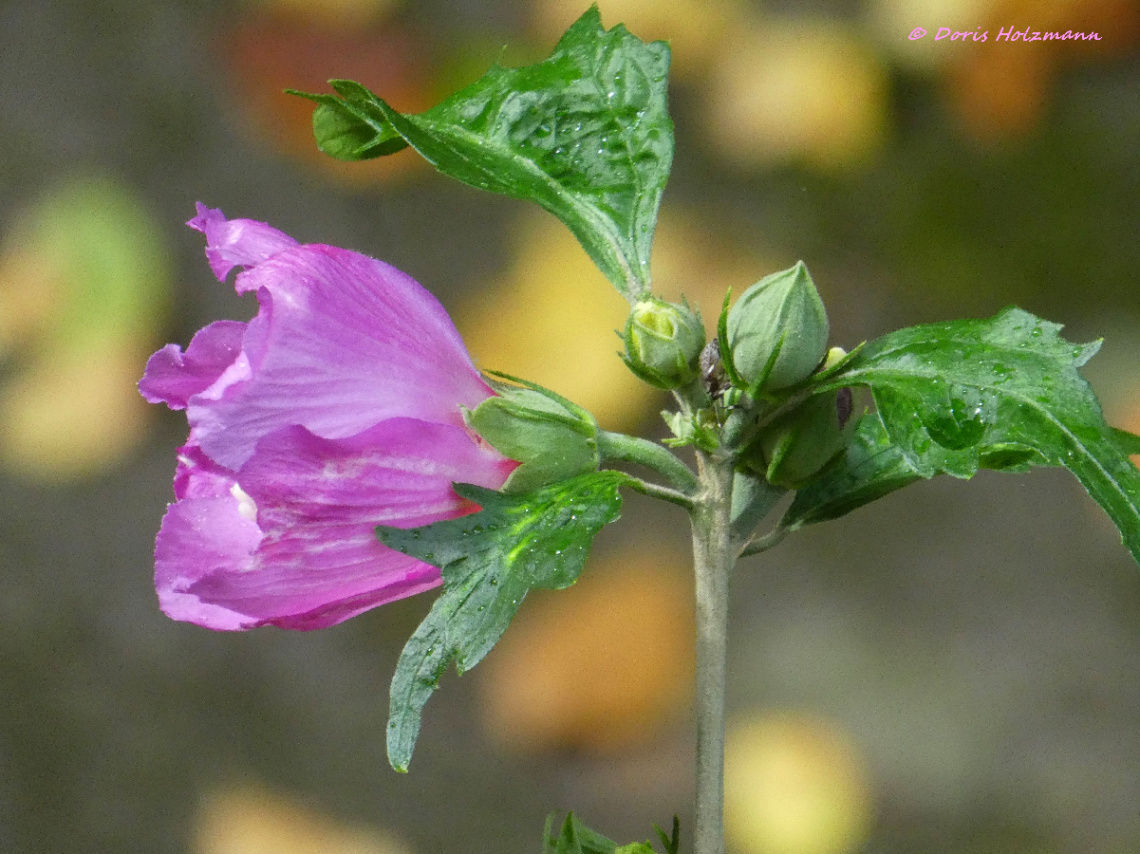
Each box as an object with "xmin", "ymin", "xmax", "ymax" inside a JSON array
[{"xmin": 230, "ymin": 483, "xmax": 258, "ymax": 522}]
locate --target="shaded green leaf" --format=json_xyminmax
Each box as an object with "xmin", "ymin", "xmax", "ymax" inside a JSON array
[
  {"xmin": 784, "ymin": 413, "xmax": 928, "ymax": 529},
  {"xmin": 542, "ymin": 813, "xmax": 676, "ymax": 854},
  {"xmin": 377, "ymin": 472, "xmax": 626, "ymax": 771},
  {"xmin": 1113, "ymin": 427, "xmax": 1140, "ymax": 457},
  {"xmin": 805, "ymin": 307, "xmax": 1140, "ymax": 563},
  {"xmin": 291, "ymin": 6, "xmax": 673, "ymax": 300},
  {"xmin": 544, "ymin": 813, "xmax": 620, "ymax": 854}
]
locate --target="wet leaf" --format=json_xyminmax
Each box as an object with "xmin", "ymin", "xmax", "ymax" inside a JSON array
[
  {"xmin": 291, "ymin": 6, "xmax": 673, "ymax": 299},
  {"xmin": 792, "ymin": 308, "xmax": 1140, "ymax": 565},
  {"xmin": 377, "ymin": 471, "xmax": 626, "ymax": 771}
]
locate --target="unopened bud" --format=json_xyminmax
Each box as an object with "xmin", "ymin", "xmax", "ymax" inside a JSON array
[
  {"xmin": 622, "ymin": 297, "xmax": 706, "ymax": 390},
  {"xmin": 468, "ymin": 385, "xmax": 599, "ymax": 493},
  {"xmin": 726, "ymin": 262, "xmax": 828, "ymax": 391},
  {"xmin": 745, "ymin": 389, "xmax": 856, "ymax": 488}
]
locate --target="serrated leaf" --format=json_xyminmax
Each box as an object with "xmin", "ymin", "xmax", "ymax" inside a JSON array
[
  {"xmin": 291, "ymin": 6, "xmax": 673, "ymax": 300},
  {"xmin": 805, "ymin": 307, "xmax": 1140, "ymax": 563},
  {"xmin": 377, "ymin": 471, "xmax": 626, "ymax": 771}
]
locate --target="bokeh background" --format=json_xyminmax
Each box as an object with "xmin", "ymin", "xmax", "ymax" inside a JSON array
[{"xmin": 2, "ymin": 0, "xmax": 1139, "ymax": 852}]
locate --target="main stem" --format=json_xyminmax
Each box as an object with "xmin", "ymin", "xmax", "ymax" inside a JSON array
[{"xmin": 690, "ymin": 449, "xmax": 735, "ymax": 854}]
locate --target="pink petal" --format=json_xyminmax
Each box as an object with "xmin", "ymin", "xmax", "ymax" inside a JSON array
[
  {"xmin": 172, "ymin": 438, "xmax": 239, "ymax": 501},
  {"xmin": 188, "ymin": 242, "xmax": 495, "ymax": 470},
  {"xmin": 154, "ymin": 494, "xmax": 265, "ymax": 631},
  {"xmin": 138, "ymin": 321, "xmax": 245, "ymax": 410},
  {"xmin": 187, "ymin": 203, "xmax": 298, "ymax": 282},
  {"xmin": 162, "ymin": 419, "xmax": 515, "ymax": 631}
]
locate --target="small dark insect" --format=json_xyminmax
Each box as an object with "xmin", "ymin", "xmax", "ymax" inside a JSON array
[
  {"xmin": 836, "ymin": 387, "xmax": 854, "ymax": 428},
  {"xmin": 700, "ymin": 339, "xmax": 730, "ymax": 401}
]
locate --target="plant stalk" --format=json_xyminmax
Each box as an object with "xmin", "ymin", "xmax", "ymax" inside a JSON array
[
  {"xmin": 597, "ymin": 429, "xmax": 699, "ymax": 493},
  {"xmin": 690, "ymin": 449, "xmax": 735, "ymax": 854}
]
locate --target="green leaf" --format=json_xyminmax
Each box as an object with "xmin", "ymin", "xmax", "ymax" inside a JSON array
[
  {"xmin": 377, "ymin": 471, "xmax": 626, "ymax": 771},
  {"xmin": 654, "ymin": 816, "xmax": 681, "ymax": 854},
  {"xmin": 805, "ymin": 307, "xmax": 1140, "ymax": 563},
  {"xmin": 542, "ymin": 813, "xmax": 674, "ymax": 854},
  {"xmin": 544, "ymin": 813, "xmax": 621, "ymax": 854},
  {"xmin": 783, "ymin": 412, "xmax": 927, "ymax": 529},
  {"xmin": 1113, "ymin": 427, "xmax": 1140, "ymax": 457},
  {"xmin": 290, "ymin": 6, "xmax": 673, "ymax": 300}
]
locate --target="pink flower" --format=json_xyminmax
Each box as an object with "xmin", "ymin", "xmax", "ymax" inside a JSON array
[{"xmin": 139, "ymin": 205, "xmax": 516, "ymax": 630}]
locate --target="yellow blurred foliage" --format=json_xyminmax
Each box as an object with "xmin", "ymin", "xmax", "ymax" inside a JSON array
[
  {"xmin": 530, "ymin": 0, "xmax": 746, "ymax": 79},
  {"xmin": 705, "ymin": 17, "xmax": 889, "ymax": 174},
  {"xmin": 479, "ymin": 548, "xmax": 694, "ymax": 754},
  {"xmin": 0, "ymin": 339, "xmax": 155, "ymax": 480},
  {"xmin": 457, "ymin": 207, "xmax": 774, "ymax": 431},
  {"xmin": 865, "ymin": 0, "xmax": 999, "ymax": 70},
  {"xmin": 0, "ymin": 176, "xmax": 170, "ymax": 480},
  {"xmin": 725, "ymin": 713, "xmax": 872, "ymax": 854},
  {"xmin": 195, "ymin": 785, "xmax": 412, "ymax": 854}
]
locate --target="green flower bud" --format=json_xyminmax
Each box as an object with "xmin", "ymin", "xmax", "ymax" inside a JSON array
[
  {"xmin": 745, "ymin": 389, "xmax": 856, "ymax": 488},
  {"xmin": 622, "ymin": 297, "xmax": 706, "ymax": 390},
  {"xmin": 467, "ymin": 384, "xmax": 599, "ymax": 493},
  {"xmin": 726, "ymin": 262, "xmax": 829, "ymax": 391}
]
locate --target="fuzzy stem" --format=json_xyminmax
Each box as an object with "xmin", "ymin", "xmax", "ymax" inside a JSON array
[
  {"xmin": 690, "ymin": 450, "xmax": 735, "ymax": 854},
  {"xmin": 597, "ymin": 429, "xmax": 699, "ymax": 494}
]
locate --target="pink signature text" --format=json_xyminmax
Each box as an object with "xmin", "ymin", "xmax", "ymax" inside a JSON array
[{"xmin": 908, "ymin": 26, "xmax": 1102, "ymax": 42}]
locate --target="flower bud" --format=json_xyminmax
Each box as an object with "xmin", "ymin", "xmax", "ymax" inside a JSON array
[
  {"xmin": 622, "ymin": 297, "xmax": 706, "ymax": 390},
  {"xmin": 467, "ymin": 385, "xmax": 599, "ymax": 493},
  {"xmin": 745, "ymin": 389, "xmax": 856, "ymax": 488},
  {"xmin": 726, "ymin": 262, "xmax": 828, "ymax": 391}
]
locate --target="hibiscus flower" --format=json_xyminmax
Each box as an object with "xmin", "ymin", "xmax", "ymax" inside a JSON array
[{"xmin": 139, "ymin": 204, "xmax": 516, "ymax": 630}]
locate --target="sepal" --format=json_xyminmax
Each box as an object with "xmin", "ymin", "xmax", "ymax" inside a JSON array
[
  {"xmin": 468, "ymin": 375, "xmax": 599, "ymax": 493},
  {"xmin": 745, "ymin": 389, "xmax": 858, "ymax": 488}
]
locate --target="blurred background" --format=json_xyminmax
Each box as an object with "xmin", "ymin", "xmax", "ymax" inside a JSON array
[{"xmin": 1, "ymin": 0, "xmax": 1139, "ymax": 852}]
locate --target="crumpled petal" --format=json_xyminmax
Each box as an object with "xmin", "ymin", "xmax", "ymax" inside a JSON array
[
  {"xmin": 156, "ymin": 418, "xmax": 516, "ymax": 631},
  {"xmin": 155, "ymin": 493, "xmax": 265, "ymax": 631},
  {"xmin": 138, "ymin": 321, "xmax": 245, "ymax": 410},
  {"xmin": 172, "ymin": 438, "xmax": 240, "ymax": 501},
  {"xmin": 187, "ymin": 237, "xmax": 494, "ymax": 470},
  {"xmin": 187, "ymin": 202, "xmax": 298, "ymax": 282}
]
